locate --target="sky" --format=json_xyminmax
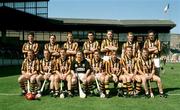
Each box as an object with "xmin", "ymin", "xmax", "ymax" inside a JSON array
[{"xmin": 48, "ymin": 0, "xmax": 180, "ymax": 34}]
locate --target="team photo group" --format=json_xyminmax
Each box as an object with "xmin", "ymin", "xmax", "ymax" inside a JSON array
[{"xmin": 18, "ymin": 30, "xmax": 167, "ymax": 100}]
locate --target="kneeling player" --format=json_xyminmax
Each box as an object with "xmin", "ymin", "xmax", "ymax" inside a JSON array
[
  {"xmin": 54, "ymin": 48, "xmax": 73, "ymax": 97},
  {"xmin": 71, "ymin": 51, "xmax": 93, "ymax": 96},
  {"xmin": 36, "ymin": 49, "xmax": 56, "ymax": 96},
  {"xmin": 18, "ymin": 50, "xmax": 39, "ymax": 95}
]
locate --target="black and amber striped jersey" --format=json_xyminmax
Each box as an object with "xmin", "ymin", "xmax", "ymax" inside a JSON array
[
  {"xmin": 101, "ymin": 38, "xmax": 118, "ymax": 56},
  {"xmin": 108, "ymin": 58, "xmax": 121, "ymax": 76},
  {"xmin": 63, "ymin": 41, "xmax": 78, "ymax": 52},
  {"xmin": 21, "ymin": 58, "xmax": 39, "ymax": 73},
  {"xmin": 136, "ymin": 56, "xmax": 155, "ymax": 75},
  {"xmin": 122, "ymin": 41, "xmax": 140, "ymax": 58},
  {"xmin": 89, "ymin": 58, "xmax": 104, "ymax": 73},
  {"xmin": 22, "ymin": 42, "xmax": 39, "ymax": 58},
  {"xmin": 56, "ymin": 57, "xmax": 71, "ymax": 73},
  {"xmin": 144, "ymin": 39, "xmax": 161, "ymax": 58},
  {"xmin": 83, "ymin": 40, "xmax": 100, "ymax": 60},
  {"xmin": 44, "ymin": 43, "xmax": 59, "ymax": 54},
  {"xmin": 121, "ymin": 55, "xmax": 137, "ymax": 75},
  {"xmin": 63, "ymin": 41, "xmax": 78, "ymax": 61},
  {"xmin": 39, "ymin": 58, "xmax": 56, "ymax": 74}
]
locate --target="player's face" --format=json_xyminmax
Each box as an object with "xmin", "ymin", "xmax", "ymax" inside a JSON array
[
  {"xmin": 27, "ymin": 51, "xmax": 34, "ymax": 60},
  {"xmin": 94, "ymin": 52, "xmax": 100, "ymax": 59},
  {"xmin": 126, "ymin": 47, "xmax": 132, "ymax": 56},
  {"xmin": 28, "ymin": 35, "xmax": 34, "ymax": 43},
  {"xmin": 148, "ymin": 32, "xmax": 155, "ymax": 41},
  {"xmin": 76, "ymin": 52, "xmax": 82, "ymax": 60},
  {"xmin": 88, "ymin": 33, "xmax": 94, "ymax": 41},
  {"xmin": 142, "ymin": 50, "xmax": 148, "ymax": 58},
  {"xmin": 107, "ymin": 31, "xmax": 113, "ymax": 39},
  {"xmin": 44, "ymin": 51, "xmax": 50, "ymax": 59},
  {"xmin": 111, "ymin": 52, "xmax": 116, "ymax": 60},
  {"xmin": 50, "ymin": 36, "xmax": 56, "ymax": 44},
  {"xmin": 60, "ymin": 50, "xmax": 66, "ymax": 57},
  {"xmin": 127, "ymin": 34, "xmax": 134, "ymax": 42},
  {"xmin": 67, "ymin": 33, "xmax": 73, "ymax": 42}
]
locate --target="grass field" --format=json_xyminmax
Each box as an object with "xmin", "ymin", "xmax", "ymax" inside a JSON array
[{"xmin": 0, "ymin": 63, "xmax": 180, "ymax": 110}]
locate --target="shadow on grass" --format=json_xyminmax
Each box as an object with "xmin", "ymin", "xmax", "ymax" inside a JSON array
[{"xmin": 0, "ymin": 65, "xmax": 21, "ymax": 77}]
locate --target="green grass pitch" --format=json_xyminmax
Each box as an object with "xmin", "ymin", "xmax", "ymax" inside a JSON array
[{"xmin": 0, "ymin": 63, "xmax": 180, "ymax": 110}]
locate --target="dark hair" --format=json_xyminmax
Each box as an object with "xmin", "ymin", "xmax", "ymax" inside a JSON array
[
  {"xmin": 28, "ymin": 32, "xmax": 34, "ymax": 37},
  {"xmin": 148, "ymin": 30, "xmax": 155, "ymax": 34},
  {"xmin": 43, "ymin": 49, "xmax": 50, "ymax": 53},
  {"xmin": 94, "ymin": 50, "xmax": 100, "ymax": 54},
  {"xmin": 28, "ymin": 49, "xmax": 34, "ymax": 54},
  {"xmin": 125, "ymin": 46, "xmax": 132, "ymax": 50},
  {"xmin": 60, "ymin": 47, "xmax": 67, "ymax": 52},
  {"xmin": 88, "ymin": 31, "xmax": 94, "ymax": 35},
  {"xmin": 49, "ymin": 34, "xmax": 56, "ymax": 38},
  {"xmin": 142, "ymin": 48, "xmax": 149, "ymax": 53},
  {"xmin": 107, "ymin": 30, "xmax": 113, "ymax": 33},
  {"xmin": 67, "ymin": 32, "xmax": 72, "ymax": 35},
  {"xmin": 127, "ymin": 32, "xmax": 133, "ymax": 36}
]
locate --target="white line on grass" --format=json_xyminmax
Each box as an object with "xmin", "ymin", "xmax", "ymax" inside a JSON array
[
  {"xmin": 0, "ymin": 93, "xmax": 180, "ymax": 96},
  {"xmin": 0, "ymin": 93, "xmax": 19, "ymax": 96},
  {"xmin": 167, "ymin": 93, "xmax": 180, "ymax": 96}
]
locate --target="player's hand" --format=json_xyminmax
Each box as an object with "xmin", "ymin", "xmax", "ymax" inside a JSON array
[{"xmin": 25, "ymin": 73, "xmax": 31, "ymax": 79}]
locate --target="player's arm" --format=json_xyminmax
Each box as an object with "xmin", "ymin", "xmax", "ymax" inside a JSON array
[
  {"xmin": 34, "ymin": 43, "xmax": 39, "ymax": 55},
  {"xmin": 22, "ymin": 43, "xmax": 28, "ymax": 54},
  {"xmin": 71, "ymin": 42, "xmax": 79, "ymax": 55},
  {"xmin": 109, "ymin": 40, "xmax": 118, "ymax": 51},
  {"xmin": 101, "ymin": 40, "xmax": 109, "ymax": 52},
  {"xmin": 70, "ymin": 60, "xmax": 76, "ymax": 76},
  {"xmin": 83, "ymin": 42, "xmax": 92, "ymax": 54},
  {"xmin": 150, "ymin": 61, "xmax": 156, "ymax": 76},
  {"xmin": 136, "ymin": 60, "xmax": 144, "ymax": 75},
  {"xmin": 55, "ymin": 59, "xmax": 60, "ymax": 74},
  {"xmin": 32, "ymin": 59, "xmax": 39, "ymax": 75},
  {"xmin": 39, "ymin": 60, "xmax": 44, "ymax": 75},
  {"xmin": 21, "ymin": 60, "xmax": 26, "ymax": 75},
  {"xmin": 51, "ymin": 44, "xmax": 60, "ymax": 56},
  {"xmin": 121, "ymin": 59, "xmax": 129, "ymax": 75},
  {"xmin": 85, "ymin": 60, "xmax": 91, "ymax": 77}
]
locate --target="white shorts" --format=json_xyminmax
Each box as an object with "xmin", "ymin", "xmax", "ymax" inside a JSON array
[
  {"xmin": 102, "ymin": 56, "xmax": 111, "ymax": 61},
  {"xmin": 77, "ymin": 73, "xmax": 86, "ymax": 82},
  {"xmin": 95, "ymin": 73, "xmax": 102, "ymax": 81},
  {"xmin": 153, "ymin": 58, "xmax": 160, "ymax": 68}
]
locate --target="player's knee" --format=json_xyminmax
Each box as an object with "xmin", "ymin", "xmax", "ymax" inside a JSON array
[
  {"xmin": 30, "ymin": 77, "xmax": 36, "ymax": 83},
  {"xmin": 72, "ymin": 78, "xmax": 77, "ymax": 85},
  {"xmin": 54, "ymin": 75, "xmax": 59, "ymax": 80},
  {"xmin": 18, "ymin": 76, "xmax": 23, "ymax": 83}
]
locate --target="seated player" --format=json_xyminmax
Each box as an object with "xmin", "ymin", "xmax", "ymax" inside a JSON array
[
  {"xmin": 54, "ymin": 48, "xmax": 73, "ymax": 97},
  {"xmin": 89, "ymin": 50, "xmax": 106, "ymax": 98},
  {"xmin": 136, "ymin": 48, "xmax": 166, "ymax": 98},
  {"xmin": 70, "ymin": 51, "xmax": 94, "ymax": 96},
  {"xmin": 36, "ymin": 49, "xmax": 56, "ymax": 97},
  {"xmin": 104, "ymin": 51, "xmax": 121, "ymax": 98},
  {"xmin": 121, "ymin": 46, "xmax": 140, "ymax": 96},
  {"xmin": 18, "ymin": 50, "xmax": 39, "ymax": 95}
]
